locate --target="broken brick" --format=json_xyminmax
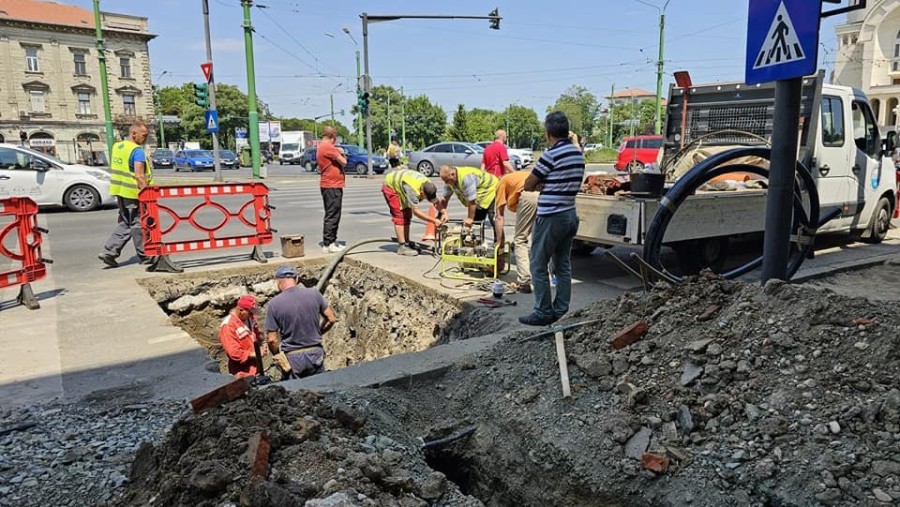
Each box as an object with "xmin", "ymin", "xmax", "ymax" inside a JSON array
[
  {"xmin": 852, "ymin": 317, "xmax": 875, "ymax": 326},
  {"xmin": 249, "ymin": 431, "xmax": 271, "ymax": 479},
  {"xmin": 189, "ymin": 377, "xmax": 250, "ymax": 414},
  {"xmin": 641, "ymin": 452, "xmax": 670, "ymax": 473},
  {"xmin": 610, "ymin": 321, "xmax": 649, "ymax": 350},
  {"xmin": 696, "ymin": 304, "xmax": 720, "ymax": 322}
]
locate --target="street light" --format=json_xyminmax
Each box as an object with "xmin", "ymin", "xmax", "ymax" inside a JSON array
[
  {"xmin": 330, "ymin": 82, "xmax": 342, "ymax": 125},
  {"xmin": 153, "ymin": 70, "xmax": 169, "ymax": 148},
  {"xmin": 342, "ymin": 27, "xmax": 363, "ymax": 148},
  {"xmin": 633, "ymin": 0, "xmax": 672, "ymax": 135}
]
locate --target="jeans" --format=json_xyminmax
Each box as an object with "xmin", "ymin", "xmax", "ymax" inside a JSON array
[
  {"xmin": 321, "ymin": 188, "xmax": 343, "ymax": 246},
  {"xmin": 530, "ymin": 208, "xmax": 578, "ymax": 319},
  {"xmin": 102, "ymin": 197, "xmax": 143, "ymax": 259}
]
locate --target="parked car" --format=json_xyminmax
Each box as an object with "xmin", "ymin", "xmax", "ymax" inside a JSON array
[
  {"xmin": 474, "ymin": 141, "xmax": 533, "ymax": 170},
  {"xmin": 220, "ymin": 150, "xmax": 240, "ymax": 169},
  {"xmin": 0, "ymin": 143, "xmax": 114, "ymax": 212},
  {"xmin": 151, "ymin": 149, "xmax": 174, "ymax": 169},
  {"xmin": 407, "ymin": 142, "xmax": 484, "ymax": 177},
  {"xmin": 583, "ymin": 143, "xmax": 603, "ymax": 152},
  {"xmin": 173, "ymin": 149, "xmax": 215, "ymax": 172},
  {"xmin": 339, "ymin": 144, "xmax": 388, "ymax": 175},
  {"xmin": 299, "ymin": 147, "xmax": 317, "ymax": 172},
  {"xmin": 614, "ymin": 135, "xmax": 664, "ymax": 171}
]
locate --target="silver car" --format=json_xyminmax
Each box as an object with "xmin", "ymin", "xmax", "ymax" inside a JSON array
[{"xmin": 406, "ymin": 142, "xmax": 484, "ymax": 177}]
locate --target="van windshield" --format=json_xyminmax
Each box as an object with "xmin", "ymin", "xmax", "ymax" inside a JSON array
[{"xmin": 282, "ymin": 143, "xmax": 299, "ymax": 151}]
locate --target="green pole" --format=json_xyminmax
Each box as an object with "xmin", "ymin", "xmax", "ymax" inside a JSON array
[
  {"xmin": 655, "ymin": 13, "xmax": 665, "ymax": 135},
  {"xmin": 153, "ymin": 85, "xmax": 166, "ymax": 148},
  {"xmin": 241, "ymin": 0, "xmax": 261, "ymax": 179},
  {"xmin": 387, "ymin": 92, "xmax": 391, "ymax": 147},
  {"xmin": 330, "ymin": 94, "xmax": 335, "ymax": 124},
  {"xmin": 608, "ymin": 83, "xmax": 614, "ymax": 148},
  {"xmin": 92, "ymin": 0, "xmax": 114, "ymax": 159},
  {"xmin": 355, "ymin": 50, "xmax": 363, "ymax": 148},
  {"xmin": 400, "ymin": 86, "xmax": 405, "ymax": 148}
]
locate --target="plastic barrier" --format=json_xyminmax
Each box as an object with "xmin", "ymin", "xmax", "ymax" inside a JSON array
[
  {"xmin": 0, "ymin": 197, "xmax": 50, "ymax": 310},
  {"xmin": 139, "ymin": 183, "xmax": 275, "ymax": 273}
]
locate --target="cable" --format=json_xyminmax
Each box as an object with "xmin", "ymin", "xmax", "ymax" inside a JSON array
[{"xmin": 256, "ymin": 6, "xmax": 339, "ymax": 77}]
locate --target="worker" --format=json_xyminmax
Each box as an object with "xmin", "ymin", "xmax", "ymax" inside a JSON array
[
  {"xmin": 382, "ymin": 168, "xmax": 444, "ymax": 256},
  {"xmin": 438, "ymin": 165, "xmax": 499, "ymax": 240},
  {"xmin": 495, "ymin": 170, "xmax": 538, "ymax": 293},
  {"xmin": 98, "ymin": 121, "xmax": 153, "ymax": 268},
  {"xmin": 218, "ymin": 295, "xmax": 264, "ymax": 379},
  {"xmin": 264, "ymin": 265, "xmax": 337, "ymax": 379}
]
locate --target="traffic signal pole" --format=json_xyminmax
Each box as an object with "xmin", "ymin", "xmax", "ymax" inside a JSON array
[
  {"xmin": 362, "ymin": 13, "xmax": 373, "ymax": 176},
  {"xmin": 242, "ymin": 0, "xmax": 262, "ymax": 179},
  {"xmin": 201, "ymin": 0, "xmax": 223, "ymax": 182},
  {"xmin": 92, "ymin": 0, "xmax": 115, "ymax": 159},
  {"xmin": 355, "ymin": 49, "xmax": 363, "ymax": 148}
]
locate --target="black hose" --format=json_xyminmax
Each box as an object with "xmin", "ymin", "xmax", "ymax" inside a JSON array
[
  {"xmin": 315, "ymin": 238, "xmax": 395, "ymax": 293},
  {"xmin": 642, "ymin": 147, "xmax": 825, "ymax": 283}
]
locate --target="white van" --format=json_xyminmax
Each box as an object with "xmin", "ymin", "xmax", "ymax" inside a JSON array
[{"xmin": 0, "ymin": 143, "xmax": 115, "ymax": 212}]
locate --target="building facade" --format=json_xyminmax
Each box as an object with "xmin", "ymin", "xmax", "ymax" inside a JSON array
[
  {"xmin": 606, "ymin": 89, "xmax": 667, "ymax": 107},
  {"xmin": 0, "ymin": 0, "xmax": 156, "ymax": 165},
  {"xmin": 832, "ymin": 0, "xmax": 900, "ymax": 127}
]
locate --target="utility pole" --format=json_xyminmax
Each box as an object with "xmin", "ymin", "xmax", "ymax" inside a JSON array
[
  {"xmin": 362, "ymin": 13, "xmax": 373, "ymax": 175},
  {"xmin": 387, "ymin": 92, "xmax": 391, "ymax": 147},
  {"xmin": 330, "ymin": 94, "xmax": 335, "ymax": 125},
  {"xmin": 608, "ymin": 83, "xmax": 615, "ymax": 148},
  {"xmin": 201, "ymin": 0, "xmax": 223, "ymax": 182},
  {"xmin": 153, "ymin": 85, "xmax": 166, "ymax": 148},
  {"xmin": 400, "ymin": 86, "xmax": 406, "ymax": 148},
  {"xmin": 241, "ymin": 0, "xmax": 262, "ymax": 179},
  {"xmin": 342, "ymin": 27, "xmax": 363, "ymax": 148},
  {"xmin": 654, "ymin": 9, "xmax": 666, "ymax": 135},
  {"xmin": 92, "ymin": 0, "xmax": 114, "ymax": 159}
]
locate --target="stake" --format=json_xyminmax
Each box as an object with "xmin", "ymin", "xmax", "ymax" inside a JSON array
[{"xmin": 554, "ymin": 331, "xmax": 571, "ymax": 398}]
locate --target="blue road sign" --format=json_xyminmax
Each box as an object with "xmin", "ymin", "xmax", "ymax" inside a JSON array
[
  {"xmin": 745, "ymin": 0, "xmax": 821, "ymax": 85},
  {"xmin": 204, "ymin": 110, "xmax": 219, "ymax": 134}
]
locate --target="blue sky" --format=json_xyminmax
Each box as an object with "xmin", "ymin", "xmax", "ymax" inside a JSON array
[{"xmin": 72, "ymin": 0, "xmax": 841, "ymax": 121}]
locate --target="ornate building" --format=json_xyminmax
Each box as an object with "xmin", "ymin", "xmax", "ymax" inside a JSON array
[
  {"xmin": 0, "ymin": 0, "xmax": 156, "ymax": 164},
  {"xmin": 832, "ymin": 0, "xmax": 900, "ymax": 126}
]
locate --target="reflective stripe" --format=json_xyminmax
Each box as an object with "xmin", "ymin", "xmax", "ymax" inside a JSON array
[
  {"xmin": 453, "ymin": 166, "xmax": 498, "ymax": 209},
  {"xmin": 385, "ymin": 169, "xmax": 428, "ymax": 209},
  {"xmin": 109, "ymin": 168, "xmax": 134, "ymax": 178},
  {"xmin": 108, "ymin": 140, "xmax": 153, "ymax": 199},
  {"xmin": 109, "ymin": 179, "xmax": 140, "ymax": 189}
]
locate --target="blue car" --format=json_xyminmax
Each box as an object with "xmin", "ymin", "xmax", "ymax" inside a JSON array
[
  {"xmin": 340, "ymin": 144, "xmax": 388, "ymax": 175},
  {"xmin": 173, "ymin": 149, "xmax": 215, "ymax": 172}
]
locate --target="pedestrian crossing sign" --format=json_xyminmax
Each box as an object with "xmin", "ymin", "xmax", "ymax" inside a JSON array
[
  {"xmin": 745, "ymin": 0, "xmax": 821, "ymax": 85},
  {"xmin": 205, "ymin": 110, "xmax": 219, "ymax": 134}
]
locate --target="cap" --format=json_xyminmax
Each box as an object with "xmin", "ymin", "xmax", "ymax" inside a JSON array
[
  {"xmin": 237, "ymin": 295, "xmax": 258, "ymax": 313},
  {"xmin": 422, "ymin": 182, "xmax": 438, "ymax": 203},
  {"xmin": 275, "ymin": 265, "xmax": 298, "ymax": 279}
]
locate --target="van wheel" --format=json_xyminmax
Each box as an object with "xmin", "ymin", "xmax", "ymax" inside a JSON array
[
  {"xmin": 65, "ymin": 184, "xmax": 100, "ymax": 212},
  {"xmin": 863, "ymin": 197, "xmax": 892, "ymax": 244},
  {"xmin": 673, "ymin": 237, "xmax": 729, "ymax": 275},
  {"xmin": 305, "ymin": 161, "xmax": 314, "ymax": 172}
]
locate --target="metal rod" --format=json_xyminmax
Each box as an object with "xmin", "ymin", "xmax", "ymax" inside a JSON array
[
  {"xmin": 242, "ymin": 0, "xmax": 262, "ymax": 179},
  {"xmin": 92, "ymin": 0, "xmax": 114, "ymax": 158},
  {"xmin": 362, "ymin": 13, "xmax": 373, "ymax": 176},
  {"xmin": 202, "ymin": 0, "xmax": 222, "ymax": 182}
]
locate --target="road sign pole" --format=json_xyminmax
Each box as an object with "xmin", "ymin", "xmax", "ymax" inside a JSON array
[
  {"xmin": 242, "ymin": 0, "xmax": 262, "ymax": 180},
  {"xmin": 355, "ymin": 49, "xmax": 363, "ymax": 148},
  {"xmin": 761, "ymin": 77, "xmax": 803, "ymax": 283},
  {"xmin": 655, "ymin": 12, "xmax": 666, "ymax": 135},
  {"xmin": 362, "ymin": 13, "xmax": 373, "ymax": 177},
  {"xmin": 201, "ymin": 0, "xmax": 222, "ymax": 182},
  {"xmin": 92, "ymin": 0, "xmax": 115, "ymax": 159}
]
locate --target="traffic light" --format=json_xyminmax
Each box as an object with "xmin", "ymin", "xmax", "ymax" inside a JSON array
[
  {"xmin": 358, "ymin": 91, "xmax": 370, "ymax": 116},
  {"xmin": 489, "ymin": 8, "xmax": 500, "ymax": 30},
  {"xmin": 193, "ymin": 83, "xmax": 209, "ymax": 109}
]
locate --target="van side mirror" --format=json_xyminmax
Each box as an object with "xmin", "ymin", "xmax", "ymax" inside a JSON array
[{"xmin": 884, "ymin": 131, "xmax": 897, "ymax": 156}]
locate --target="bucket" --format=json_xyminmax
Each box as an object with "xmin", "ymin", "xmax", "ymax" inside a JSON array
[
  {"xmin": 630, "ymin": 172, "xmax": 665, "ymax": 197},
  {"xmin": 280, "ymin": 234, "xmax": 305, "ymax": 258}
]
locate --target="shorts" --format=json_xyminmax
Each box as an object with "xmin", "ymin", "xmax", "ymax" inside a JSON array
[
  {"xmin": 389, "ymin": 158, "xmax": 400, "ymax": 168},
  {"xmin": 382, "ymin": 184, "xmax": 412, "ymax": 226},
  {"xmin": 286, "ymin": 346, "xmax": 326, "ymax": 379}
]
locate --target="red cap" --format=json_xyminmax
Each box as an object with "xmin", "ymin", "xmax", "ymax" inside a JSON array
[{"xmin": 237, "ymin": 295, "xmax": 258, "ymax": 313}]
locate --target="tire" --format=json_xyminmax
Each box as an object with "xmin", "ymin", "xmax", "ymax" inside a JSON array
[
  {"xmin": 862, "ymin": 197, "xmax": 892, "ymax": 244},
  {"xmin": 279, "ymin": 160, "xmax": 283, "ymax": 165},
  {"xmin": 356, "ymin": 162, "xmax": 367, "ymax": 175},
  {"xmin": 64, "ymin": 184, "xmax": 100, "ymax": 212},
  {"xmin": 305, "ymin": 161, "xmax": 314, "ymax": 172},
  {"xmin": 673, "ymin": 237, "xmax": 729, "ymax": 275},
  {"xmin": 571, "ymin": 239, "xmax": 596, "ymax": 256},
  {"xmin": 417, "ymin": 160, "xmax": 435, "ymax": 177},
  {"xmin": 627, "ymin": 160, "xmax": 644, "ymax": 172},
  {"xmin": 511, "ymin": 156, "xmax": 521, "ymax": 171}
]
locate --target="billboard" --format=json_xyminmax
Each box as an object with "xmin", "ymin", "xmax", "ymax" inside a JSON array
[{"xmin": 259, "ymin": 121, "xmax": 282, "ymax": 143}]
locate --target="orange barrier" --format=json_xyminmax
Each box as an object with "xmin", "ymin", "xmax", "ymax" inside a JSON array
[
  {"xmin": 422, "ymin": 205, "xmax": 437, "ymax": 241},
  {"xmin": 139, "ymin": 183, "xmax": 275, "ymax": 273},
  {"xmin": 0, "ymin": 197, "xmax": 50, "ymax": 309}
]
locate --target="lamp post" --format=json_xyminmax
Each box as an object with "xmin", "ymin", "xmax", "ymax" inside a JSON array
[
  {"xmin": 634, "ymin": 0, "xmax": 672, "ymax": 135},
  {"xmin": 330, "ymin": 82, "xmax": 342, "ymax": 125},
  {"xmin": 342, "ymin": 27, "xmax": 363, "ymax": 148},
  {"xmin": 153, "ymin": 70, "xmax": 168, "ymax": 149}
]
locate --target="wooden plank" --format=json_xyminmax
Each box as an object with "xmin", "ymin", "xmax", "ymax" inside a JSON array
[
  {"xmin": 250, "ymin": 430, "xmax": 271, "ymax": 479},
  {"xmin": 554, "ymin": 331, "xmax": 571, "ymax": 399},
  {"xmin": 189, "ymin": 377, "xmax": 250, "ymax": 414}
]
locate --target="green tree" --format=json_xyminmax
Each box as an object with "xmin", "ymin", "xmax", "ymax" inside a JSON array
[
  {"xmin": 548, "ymin": 85, "xmax": 601, "ymax": 140},
  {"xmin": 502, "ymin": 105, "xmax": 543, "ymax": 149},
  {"xmin": 279, "ymin": 118, "xmax": 350, "ymax": 140},
  {"xmin": 403, "ymin": 95, "xmax": 447, "ymax": 149},
  {"xmin": 350, "ymin": 85, "xmax": 407, "ymax": 153},
  {"xmin": 447, "ymin": 104, "xmax": 469, "ymax": 141},
  {"xmin": 158, "ymin": 82, "xmax": 251, "ymax": 150},
  {"xmin": 466, "ymin": 108, "xmax": 500, "ymax": 142},
  {"xmin": 608, "ymin": 100, "xmax": 661, "ymax": 143}
]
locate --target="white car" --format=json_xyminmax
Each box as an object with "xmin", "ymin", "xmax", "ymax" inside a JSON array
[
  {"xmin": 583, "ymin": 143, "xmax": 603, "ymax": 152},
  {"xmin": 0, "ymin": 143, "xmax": 114, "ymax": 212},
  {"xmin": 475, "ymin": 142, "xmax": 534, "ymax": 170}
]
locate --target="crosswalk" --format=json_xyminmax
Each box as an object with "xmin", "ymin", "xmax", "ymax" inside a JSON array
[{"xmin": 268, "ymin": 181, "xmax": 393, "ymax": 225}]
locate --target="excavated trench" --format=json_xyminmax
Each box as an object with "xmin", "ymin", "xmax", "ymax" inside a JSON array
[{"xmin": 139, "ymin": 258, "xmax": 502, "ymax": 375}]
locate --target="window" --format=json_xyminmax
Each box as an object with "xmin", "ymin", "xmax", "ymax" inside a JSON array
[
  {"xmin": 431, "ymin": 144, "xmax": 453, "ymax": 153},
  {"xmin": 120, "ymin": 57, "xmax": 131, "ymax": 78},
  {"xmin": 74, "ymin": 53, "xmax": 87, "ymax": 75},
  {"xmin": 642, "ymin": 138, "xmax": 664, "ymax": 149},
  {"xmin": 820, "ymin": 96, "xmax": 845, "ymax": 147},
  {"xmin": 122, "ymin": 94, "xmax": 136, "ymax": 115},
  {"xmin": 452, "ymin": 144, "xmax": 473, "ymax": 153},
  {"xmin": 851, "ymin": 101, "xmax": 880, "ymax": 157},
  {"xmin": 0, "ymin": 147, "xmax": 37, "ymax": 170},
  {"xmin": 894, "ymin": 31, "xmax": 900, "ymax": 73},
  {"xmin": 29, "ymin": 90, "xmax": 45, "ymax": 113},
  {"xmin": 25, "ymin": 47, "xmax": 39, "ymax": 72},
  {"xmin": 77, "ymin": 92, "xmax": 91, "ymax": 115}
]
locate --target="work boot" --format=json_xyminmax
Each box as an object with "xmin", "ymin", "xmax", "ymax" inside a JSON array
[
  {"xmin": 98, "ymin": 254, "xmax": 118, "ymax": 268},
  {"xmin": 397, "ymin": 244, "xmax": 419, "ymax": 256},
  {"xmin": 517, "ymin": 282, "xmax": 532, "ymax": 294},
  {"xmin": 518, "ymin": 312, "xmax": 555, "ymax": 326}
]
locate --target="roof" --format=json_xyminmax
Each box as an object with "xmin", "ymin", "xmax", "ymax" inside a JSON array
[
  {"xmin": 0, "ymin": 0, "xmax": 94, "ymax": 29},
  {"xmin": 608, "ymin": 88, "xmax": 656, "ymax": 99}
]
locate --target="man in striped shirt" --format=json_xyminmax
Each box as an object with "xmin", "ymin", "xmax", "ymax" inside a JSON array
[{"xmin": 519, "ymin": 111, "xmax": 585, "ymax": 326}]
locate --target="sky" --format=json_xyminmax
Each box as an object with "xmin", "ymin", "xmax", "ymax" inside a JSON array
[{"xmin": 69, "ymin": 0, "xmax": 843, "ymax": 123}]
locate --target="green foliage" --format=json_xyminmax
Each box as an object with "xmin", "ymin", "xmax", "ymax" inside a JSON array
[
  {"xmin": 158, "ymin": 82, "xmax": 250, "ymax": 149},
  {"xmin": 502, "ymin": 105, "xmax": 544, "ymax": 149},
  {"xmin": 584, "ymin": 148, "xmax": 619, "ymax": 164},
  {"xmin": 547, "ymin": 85, "xmax": 601, "ymax": 140},
  {"xmin": 608, "ymin": 100, "xmax": 662, "ymax": 142},
  {"xmin": 349, "ymin": 85, "xmax": 444, "ymax": 151},
  {"xmin": 279, "ymin": 118, "xmax": 350, "ymax": 140},
  {"xmin": 447, "ymin": 104, "xmax": 468, "ymax": 142},
  {"xmin": 402, "ymin": 95, "xmax": 447, "ymax": 149}
]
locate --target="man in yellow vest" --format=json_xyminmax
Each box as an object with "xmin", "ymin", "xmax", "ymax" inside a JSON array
[
  {"xmin": 99, "ymin": 122, "xmax": 153, "ymax": 268},
  {"xmin": 382, "ymin": 169, "xmax": 442, "ymax": 256},
  {"xmin": 438, "ymin": 165, "xmax": 499, "ymax": 240}
]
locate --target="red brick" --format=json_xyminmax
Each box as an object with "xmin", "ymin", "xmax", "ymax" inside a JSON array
[
  {"xmin": 641, "ymin": 452, "xmax": 670, "ymax": 473},
  {"xmin": 250, "ymin": 431, "xmax": 271, "ymax": 479},
  {"xmin": 610, "ymin": 321, "xmax": 649, "ymax": 350},
  {"xmin": 189, "ymin": 377, "xmax": 250, "ymax": 414},
  {"xmin": 697, "ymin": 304, "xmax": 720, "ymax": 322}
]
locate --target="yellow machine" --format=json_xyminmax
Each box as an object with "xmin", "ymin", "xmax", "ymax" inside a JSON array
[{"xmin": 438, "ymin": 221, "xmax": 510, "ymax": 281}]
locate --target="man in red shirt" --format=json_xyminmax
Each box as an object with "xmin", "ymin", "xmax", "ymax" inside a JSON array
[
  {"xmin": 218, "ymin": 295, "xmax": 264, "ymax": 378},
  {"xmin": 316, "ymin": 126, "xmax": 348, "ymax": 253},
  {"xmin": 481, "ymin": 129, "xmax": 514, "ymax": 178}
]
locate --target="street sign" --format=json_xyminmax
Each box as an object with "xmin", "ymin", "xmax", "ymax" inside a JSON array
[
  {"xmin": 745, "ymin": 0, "xmax": 821, "ymax": 85},
  {"xmin": 201, "ymin": 62, "xmax": 213, "ymax": 83},
  {"xmin": 205, "ymin": 110, "xmax": 219, "ymax": 134}
]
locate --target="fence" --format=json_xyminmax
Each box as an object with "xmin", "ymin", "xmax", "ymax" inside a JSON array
[
  {"xmin": 0, "ymin": 197, "xmax": 50, "ymax": 309},
  {"xmin": 139, "ymin": 183, "xmax": 275, "ymax": 273}
]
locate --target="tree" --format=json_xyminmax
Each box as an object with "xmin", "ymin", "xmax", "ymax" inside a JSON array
[
  {"xmin": 502, "ymin": 105, "xmax": 543, "ymax": 149},
  {"xmin": 350, "ymin": 85, "xmax": 404, "ymax": 152},
  {"xmin": 548, "ymin": 85, "xmax": 601, "ymax": 140},
  {"xmin": 403, "ymin": 95, "xmax": 447, "ymax": 149},
  {"xmin": 158, "ymin": 82, "xmax": 251, "ymax": 150},
  {"xmin": 466, "ymin": 108, "xmax": 500, "ymax": 142},
  {"xmin": 608, "ymin": 100, "xmax": 662, "ymax": 143},
  {"xmin": 279, "ymin": 118, "xmax": 350, "ymax": 140},
  {"xmin": 447, "ymin": 104, "xmax": 468, "ymax": 141}
]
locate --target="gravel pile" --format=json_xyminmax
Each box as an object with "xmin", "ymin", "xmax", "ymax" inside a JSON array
[{"xmin": 0, "ymin": 398, "xmax": 186, "ymax": 506}]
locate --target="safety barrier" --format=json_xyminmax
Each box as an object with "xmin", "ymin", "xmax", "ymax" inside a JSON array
[
  {"xmin": 0, "ymin": 197, "xmax": 50, "ymax": 310},
  {"xmin": 139, "ymin": 183, "xmax": 275, "ymax": 273}
]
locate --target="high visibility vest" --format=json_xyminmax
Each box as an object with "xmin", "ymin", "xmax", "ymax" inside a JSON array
[
  {"xmin": 108, "ymin": 140, "xmax": 152, "ymax": 199},
  {"xmin": 450, "ymin": 166, "xmax": 498, "ymax": 209},
  {"xmin": 385, "ymin": 169, "xmax": 429, "ymax": 209}
]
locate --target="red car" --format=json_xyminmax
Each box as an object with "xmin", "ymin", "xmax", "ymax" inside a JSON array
[{"xmin": 615, "ymin": 135, "xmax": 664, "ymax": 171}]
